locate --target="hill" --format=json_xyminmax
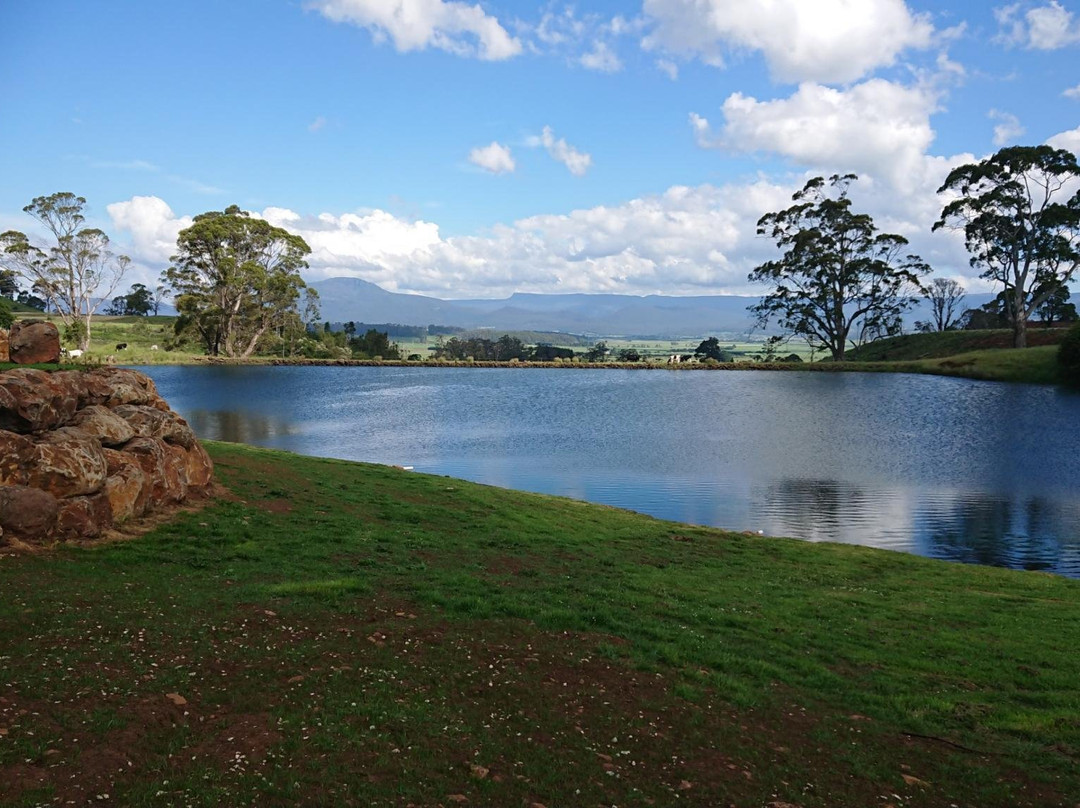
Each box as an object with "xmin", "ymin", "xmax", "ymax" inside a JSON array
[{"xmin": 844, "ymin": 328, "xmax": 1069, "ymax": 362}]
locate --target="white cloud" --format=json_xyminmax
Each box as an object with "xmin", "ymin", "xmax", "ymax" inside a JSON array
[
  {"xmin": 1047, "ymin": 125, "xmax": 1080, "ymax": 155},
  {"xmin": 693, "ymin": 80, "xmax": 940, "ymax": 192},
  {"xmin": 580, "ymin": 40, "xmax": 622, "ymax": 72},
  {"xmin": 1064, "ymin": 83, "xmax": 1080, "ymax": 99},
  {"xmin": 989, "ymin": 109, "xmax": 1025, "ymax": 146},
  {"xmin": 656, "ymin": 58, "xmax": 679, "ymax": 80},
  {"xmin": 106, "ymin": 196, "xmax": 192, "ymax": 264},
  {"xmin": 309, "ymin": 0, "xmax": 522, "ymax": 60},
  {"xmin": 527, "ymin": 126, "xmax": 592, "ymax": 176},
  {"xmin": 642, "ymin": 0, "xmax": 934, "ymax": 83},
  {"xmin": 308, "ymin": 116, "xmax": 327, "ymax": 133},
  {"xmin": 468, "ymin": 141, "xmax": 516, "ymax": 174},
  {"xmin": 995, "ymin": 2, "xmax": 1080, "ymax": 49}
]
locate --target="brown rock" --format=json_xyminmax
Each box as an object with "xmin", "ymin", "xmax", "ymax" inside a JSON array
[
  {"xmin": 69, "ymin": 405, "xmax": 136, "ymax": 447},
  {"xmin": 182, "ymin": 441, "xmax": 214, "ymax": 489},
  {"xmin": 0, "ymin": 329, "xmax": 8, "ymax": 362},
  {"xmin": 0, "ymin": 430, "xmax": 34, "ymax": 486},
  {"xmin": 112, "ymin": 404, "xmax": 196, "ymax": 448},
  {"xmin": 126, "ymin": 437, "xmax": 187, "ymax": 504},
  {"xmin": 164, "ymin": 443, "xmax": 191, "ymax": 501},
  {"xmin": 0, "ymin": 485, "xmax": 59, "ymax": 543},
  {"xmin": 0, "ymin": 368, "xmax": 80, "ymax": 433},
  {"xmin": 81, "ymin": 368, "xmax": 165, "ymax": 409},
  {"xmin": 102, "ymin": 449, "xmax": 150, "ymax": 522},
  {"xmin": 8, "ymin": 320, "xmax": 61, "ymax": 364},
  {"xmin": 27, "ymin": 431, "xmax": 109, "ymax": 498},
  {"xmin": 55, "ymin": 492, "xmax": 112, "ymax": 540}
]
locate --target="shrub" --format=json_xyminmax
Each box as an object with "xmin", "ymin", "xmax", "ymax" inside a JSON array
[{"xmin": 1059, "ymin": 323, "xmax": 1080, "ymax": 385}]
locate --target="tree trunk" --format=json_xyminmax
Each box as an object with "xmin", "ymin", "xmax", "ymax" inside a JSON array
[
  {"xmin": 81, "ymin": 312, "xmax": 92, "ymax": 351},
  {"xmin": 1013, "ymin": 286, "xmax": 1027, "ymax": 349}
]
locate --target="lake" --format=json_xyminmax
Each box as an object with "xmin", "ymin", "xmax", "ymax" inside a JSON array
[{"xmin": 137, "ymin": 365, "xmax": 1080, "ymax": 577}]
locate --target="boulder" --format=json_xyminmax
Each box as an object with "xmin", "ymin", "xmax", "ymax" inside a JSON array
[
  {"xmin": 126, "ymin": 437, "xmax": 187, "ymax": 503},
  {"xmin": 0, "ymin": 429, "xmax": 34, "ymax": 486},
  {"xmin": 69, "ymin": 405, "xmax": 136, "ymax": 447},
  {"xmin": 183, "ymin": 441, "xmax": 215, "ymax": 489},
  {"xmin": 0, "ymin": 368, "xmax": 80, "ymax": 433},
  {"xmin": 112, "ymin": 404, "xmax": 196, "ymax": 448},
  {"xmin": 81, "ymin": 369, "xmax": 166, "ymax": 409},
  {"xmin": 55, "ymin": 492, "xmax": 113, "ymax": 541},
  {"xmin": 27, "ymin": 430, "xmax": 109, "ymax": 498},
  {"xmin": 0, "ymin": 485, "xmax": 59, "ymax": 544},
  {"xmin": 103, "ymin": 449, "xmax": 150, "ymax": 522},
  {"xmin": 9, "ymin": 320, "xmax": 61, "ymax": 364},
  {"xmin": 0, "ymin": 328, "xmax": 9, "ymax": 362}
]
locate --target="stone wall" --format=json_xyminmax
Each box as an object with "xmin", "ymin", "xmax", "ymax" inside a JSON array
[{"xmin": 0, "ymin": 367, "xmax": 213, "ymax": 547}]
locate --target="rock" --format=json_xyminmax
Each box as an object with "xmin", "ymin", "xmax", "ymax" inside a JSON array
[
  {"xmin": 0, "ymin": 329, "xmax": 8, "ymax": 362},
  {"xmin": 112, "ymin": 404, "xmax": 196, "ymax": 448},
  {"xmin": 0, "ymin": 368, "xmax": 80, "ymax": 433},
  {"xmin": 126, "ymin": 437, "xmax": 186, "ymax": 503},
  {"xmin": 8, "ymin": 320, "xmax": 61, "ymax": 364},
  {"xmin": 81, "ymin": 369, "xmax": 166, "ymax": 409},
  {"xmin": 69, "ymin": 405, "xmax": 136, "ymax": 447},
  {"xmin": 27, "ymin": 431, "xmax": 108, "ymax": 498},
  {"xmin": 0, "ymin": 430, "xmax": 34, "ymax": 486},
  {"xmin": 55, "ymin": 492, "xmax": 112, "ymax": 540},
  {"xmin": 102, "ymin": 449, "xmax": 150, "ymax": 522},
  {"xmin": 182, "ymin": 441, "xmax": 214, "ymax": 489},
  {"xmin": 164, "ymin": 443, "xmax": 191, "ymax": 501},
  {"xmin": 0, "ymin": 485, "xmax": 59, "ymax": 544}
]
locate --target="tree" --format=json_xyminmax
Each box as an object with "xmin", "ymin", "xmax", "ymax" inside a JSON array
[
  {"xmin": 0, "ymin": 298, "xmax": 13, "ymax": 328},
  {"xmin": 1034, "ymin": 281, "xmax": 1078, "ymax": 325},
  {"xmin": 693, "ymin": 337, "xmax": 732, "ymax": 362},
  {"xmin": 0, "ymin": 192, "xmax": 130, "ymax": 350},
  {"xmin": 616, "ymin": 347, "xmax": 641, "ymax": 362},
  {"xmin": 0, "ymin": 269, "xmax": 18, "ymax": 300},
  {"xmin": 923, "ymin": 278, "xmax": 966, "ymax": 331},
  {"xmin": 106, "ymin": 283, "xmax": 154, "ymax": 316},
  {"xmin": 749, "ymin": 175, "xmax": 929, "ymax": 361},
  {"xmin": 583, "ymin": 341, "xmax": 609, "ymax": 362},
  {"xmin": 164, "ymin": 205, "xmax": 312, "ymax": 358},
  {"xmin": 934, "ymin": 145, "xmax": 1080, "ymax": 348}
]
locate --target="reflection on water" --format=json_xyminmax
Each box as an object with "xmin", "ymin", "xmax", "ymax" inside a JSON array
[
  {"xmin": 186, "ymin": 410, "xmax": 297, "ymax": 444},
  {"xmin": 136, "ymin": 365, "xmax": 1080, "ymax": 578}
]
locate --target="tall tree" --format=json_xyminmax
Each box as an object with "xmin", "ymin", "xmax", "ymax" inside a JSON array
[
  {"xmin": 0, "ymin": 192, "xmax": 130, "ymax": 350},
  {"xmin": 934, "ymin": 145, "xmax": 1080, "ymax": 348},
  {"xmin": 164, "ymin": 205, "xmax": 311, "ymax": 358},
  {"xmin": 749, "ymin": 175, "xmax": 929, "ymax": 361},
  {"xmin": 1035, "ymin": 282, "xmax": 1078, "ymax": 325},
  {"xmin": 106, "ymin": 283, "xmax": 154, "ymax": 316},
  {"xmin": 923, "ymin": 277, "xmax": 966, "ymax": 331}
]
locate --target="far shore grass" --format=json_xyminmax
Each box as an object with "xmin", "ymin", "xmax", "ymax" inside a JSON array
[{"xmin": 2, "ymin": 442, "xmax": 1079, "ymax": 806}]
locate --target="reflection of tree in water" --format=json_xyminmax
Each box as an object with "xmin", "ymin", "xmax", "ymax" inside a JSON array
[
  {"xmin": 921, "ymin": 495, "xmax": 1079, "ymax": 575},
  {"xmin": 763, "ymin": 479, "xmax": 868, "ymax": 542},
  {"xmin": 186, "ymin": 410, "xmax": 296, "ymax": 444}
]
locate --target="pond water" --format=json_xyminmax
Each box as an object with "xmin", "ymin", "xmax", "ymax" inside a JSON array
[{"xmin": 136, "ymin": 365, "xmax": 1080, "ymax": 577}]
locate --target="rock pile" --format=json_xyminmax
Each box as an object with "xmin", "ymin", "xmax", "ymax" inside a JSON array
[{"xmin": 0, "ymin": 367, "xmax": 213, "ymax": 547}]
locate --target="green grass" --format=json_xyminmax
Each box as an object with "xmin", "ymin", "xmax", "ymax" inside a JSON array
[
  {"xmin": 1, "ymin": 442, "xmax": 1079, "ymax": 806},
  {"xmin": 845, "ymin": 328, "xmax": 1068, "ymax": 362}
]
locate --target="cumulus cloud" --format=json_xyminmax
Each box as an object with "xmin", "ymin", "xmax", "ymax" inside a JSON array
[
  {"xmin": 468, "ymin": 141, "xmax": 516, "ymax": 174},
  {"xmin": 995, "ymin": 1, "xmax": 1080, "ymax": 49},
  {"xmin": 580, "ymin": 40, "xmax": 622, "ymax": 72},
  {"xmin": 692, "ymin": 79, "xmax": 940, "ymax": 192},
  {"xmin": 106, "ymin": 196, "xmax": 192, "ymax": 264},
  {"xmin": 527, "ymin": 126, "xmax": 592, "ymax": 176},
  {"xmin": 309, "ymin": 0, "xmax": 521, "ymax": 60},
  {"xmin": 1064, "ymin": 83, "xmax": 1080, "ymax": 99},
  {"xmin": 526, "ymin": 8, "xmax": 640, "ymax": 72},
  {"xmin": 308, "ymin": 116, "xmax": 327, "ymax": 133},
  {"xmin": 1047, "ymin": 125, "xmax": 1080, "ymax": 155},
  {"xmin": 989, "ymin": 109, "xmax": 1025, "ymax": 146},
  {"xmin": 656, "ymin": 58, "xmax": 679, "ymax": 80},
  {"xmin": 642, "ymin": 0, "xmax": 934, "ymax": 83}
]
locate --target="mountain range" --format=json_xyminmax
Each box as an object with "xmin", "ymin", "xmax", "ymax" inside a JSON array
[{"xmin": 308, "ymin": 277, "xmax": 994, "ymax": 338}]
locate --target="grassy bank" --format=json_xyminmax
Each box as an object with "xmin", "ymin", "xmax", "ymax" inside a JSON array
[{"xmin": 2, "ymin": 443, "xmax": 1078, "ymax": 806}]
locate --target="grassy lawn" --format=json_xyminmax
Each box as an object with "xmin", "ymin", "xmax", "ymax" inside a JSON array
[{"xmin": 2, "ymin": 442, "xmax": 1078, "ymax": 806}]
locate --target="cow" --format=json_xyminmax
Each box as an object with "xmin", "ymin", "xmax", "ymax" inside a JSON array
[
  {"xmin": 63, "ymin": 348, "xmax": 84, "ymax": 359},
  {"xmin": 115, "ymin": 342, "xmax": 128, "ymax": 350},
  {"xmin": 150, "ymin": 344, "xmax": 159, "ymax": 350}
]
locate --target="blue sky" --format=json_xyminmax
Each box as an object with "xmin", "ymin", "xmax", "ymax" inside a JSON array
[{"xmin": 1, "ymin": 0, "xmax": 1078, "ymax": 298}]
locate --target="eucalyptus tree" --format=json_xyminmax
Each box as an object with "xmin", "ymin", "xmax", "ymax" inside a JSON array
[
  {"xmin": 934, "ymin": 145, "xmax": 1080, "ymax": 348},
  {"xmin": 923, "ymin": 277, "xmax": 966, "ymax": 331},
  {"xmin": 748, "ymin": 175, "xmax": 929, "ymax": 361},
  {"xmin": 0, "ymin": 192, "xmax": 130, "ymax": 350},
  {"xmin": 164, "ymin": 205, "xmax": 311, "ymax": 358}
]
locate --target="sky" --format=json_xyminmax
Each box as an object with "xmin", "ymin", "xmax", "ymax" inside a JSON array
[{"xmin": 1, "ymin": 0, "xmax": 1078, "ymax": 299}]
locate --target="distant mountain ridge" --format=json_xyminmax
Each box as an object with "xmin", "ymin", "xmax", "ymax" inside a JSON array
[{"xmin": 308, "ymin": 277, "xmax": 995, "ymax": 339}]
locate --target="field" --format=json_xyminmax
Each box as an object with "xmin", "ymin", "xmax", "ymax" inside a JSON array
[{"xmin": 2, "ymin": 442, "xmax": 1079, "ymax": 806}]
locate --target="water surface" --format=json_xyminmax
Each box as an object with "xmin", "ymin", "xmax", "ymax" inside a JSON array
[{"xmin": 138, "ymin": 366, "xmax": 1080, "ymax": 577}]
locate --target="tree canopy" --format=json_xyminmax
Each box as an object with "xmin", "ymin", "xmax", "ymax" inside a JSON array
[
  {"xmin": 164, "ymin": 205, "xmax": 312, "ymax": 358},
  {"xmin": 748, "ymin": 175, "xmax": 929, "ymax": 360},
  {"xmin": 105, "ymin": 283, "xmax": 154, "ymax": 316},
  {"xmin": 934, "ymin": 145, "xmax": 1080, "ymax": 348},
  {"xmin": 0, "ymin": 192, "xmax": 130, "ymax": 350}
]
